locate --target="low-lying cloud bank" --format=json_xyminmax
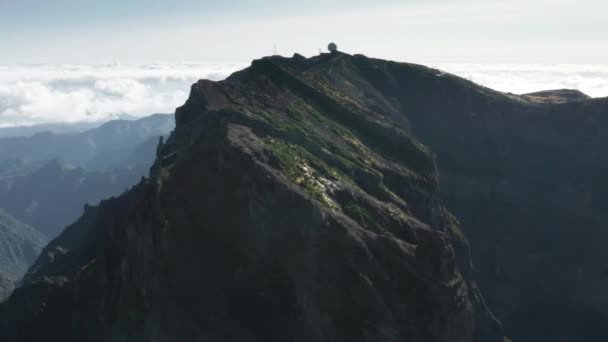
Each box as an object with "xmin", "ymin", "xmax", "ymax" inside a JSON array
[
  {"xmin": 434, "ymin": 63, "xmax": 608, "ymax": 98},
  {"xmin": 0, "ymin": 62, "xmax": 607, "ymax": 127},
  {"xmin": 0, "ymin": 63, "xmax": 245, "ymax": 127}
]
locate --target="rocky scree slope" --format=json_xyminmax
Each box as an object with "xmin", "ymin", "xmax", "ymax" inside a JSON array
[{"xmin": 0, "ymin": 53, "xmax": 503, "ymax": 342}]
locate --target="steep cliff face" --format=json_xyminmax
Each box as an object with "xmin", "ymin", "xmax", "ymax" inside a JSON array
[
  {"xmin": 0, "ymin": 53, "xmax": 503, "ymax": 342},
  {"xmin": 327, "ymin": 56, "xmax": 608, "ymax": 341},
  {"xmin": 365, "ymin": 63, "xmax": 607, "ymax": 341}
]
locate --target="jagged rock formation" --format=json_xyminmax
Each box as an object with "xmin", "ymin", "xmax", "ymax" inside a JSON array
[
  {"xmin": 0, "ymin": 209, "xmax": 48, "ymax": 301},
  {"xmin": 0, "ymin": 53, "xmax": 506, "ymax": 342},
  {"xmin": 0, "ymin": 114, "xmax": 174, "ymax": 171}
]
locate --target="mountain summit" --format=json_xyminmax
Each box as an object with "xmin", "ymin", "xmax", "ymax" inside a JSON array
[
  {"xmin": 0, "ymin": 53, "xmax": 504, "ymax": 341},
  {"xmin": 2, "ymin": 52, "xmax": 607, "ymax": 341}
]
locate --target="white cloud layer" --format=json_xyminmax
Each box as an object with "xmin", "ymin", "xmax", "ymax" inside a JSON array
[
  {"xmin": 433, "ymin": 63, "xmax": 608, "ymax": 98},
  {"xmin": 0, "ymin": 63, "xmax": 245, "ymax": 127},
  {"xmin": 0, "ymin": 62, "xmax": 606, "ymax": 127}
]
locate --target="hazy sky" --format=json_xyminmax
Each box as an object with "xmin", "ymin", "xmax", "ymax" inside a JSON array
[
  {"xmin": 1, "ymin": 0, "xmax": 607, "ymax": 127},
  {"xmin": 2, "ymin": 0, "xmax": 607, "ymax": 64}
]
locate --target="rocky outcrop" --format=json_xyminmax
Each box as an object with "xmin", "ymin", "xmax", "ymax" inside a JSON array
[{"xmin": 0, "ymin": 53, "xmax": 504, "ymax": 342}]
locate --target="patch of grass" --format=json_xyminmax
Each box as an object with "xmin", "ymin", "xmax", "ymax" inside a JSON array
[
  {"xmin": 264, "ymin": 138, "xmax": 342, "ymax": 207},
  {"xmin": 249, "ymin": 99, "xmax": 400, "ymax": 205},
  {"xmin": 342, "ymin": 202, "xmax": 375, "ymax": 228},
  {"xmin": 445, "ymin": 212, "xmax": 466, "ymax": 241}
]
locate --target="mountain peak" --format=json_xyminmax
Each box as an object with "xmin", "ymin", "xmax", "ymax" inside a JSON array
[
  {"xmin": 6, "ymin": 52, "xmax": 608, "ymax": 341},
  {"xmin": 1, "ymin": 54, "xmax": 505, "ymax": 341}
]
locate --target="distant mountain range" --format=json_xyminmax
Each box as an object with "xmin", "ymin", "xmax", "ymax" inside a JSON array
[
  {"xmin": 0, "ymin": 121, "xmax": 102, "ymax": 139},
  {"xmin": 0, "ymin": 209, "xmax": 47, "ymax": 301},
  {"xmin": 0, "ymin": 114, "xmax": 174, "ymax": 301},
  {"xmin": 0, "ymin": 114, "xmax": 175, "ymax": 238},
  {"xmin": 0, "ymin": 159, "xmax": 150, "ymax": 238},
  {"xmin": 0, "ymin": 114, "xmax": 174, "ymax": 171},
  {"xmin": 0, "ymin": 114, "xmax": 146, "ymax": 138}
]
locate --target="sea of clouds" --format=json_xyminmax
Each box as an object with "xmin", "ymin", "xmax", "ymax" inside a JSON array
[
  {"xmin": 433, "ymin": 63, "xmax": 608, "ymax": 98},
  {"xmin": 0, "ymin": 62, "xmax": 607, "ymax": 127},
  {"xmin": 0, "ymin": 62, "xmax": 245, "ymax": 127}
]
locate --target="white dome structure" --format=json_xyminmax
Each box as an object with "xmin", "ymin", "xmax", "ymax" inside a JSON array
[{"xmin": 328, "ymin": 42, "xmax": 338, "ymax": 53}]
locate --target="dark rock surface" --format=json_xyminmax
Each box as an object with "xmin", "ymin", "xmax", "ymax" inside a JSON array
[
  {"xmin": 328, "ymin": 55, "xmax": 608, "ymax": 341},
  {"xmin": 0, "ymin": 53, "xmax": 506, "ymax": 342},
  {"xmin": 0, "ymin": 209, "xmax": 48, "ymax": 301}
]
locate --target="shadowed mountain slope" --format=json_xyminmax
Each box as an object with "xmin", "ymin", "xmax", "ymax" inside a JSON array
[
  {"xmin": 315, "ymin": 54, "xmax": 608, "ymax": 341},
  {"xmin": 0, "ymin": 209, "xmax": 48, "ymax": 301}
]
